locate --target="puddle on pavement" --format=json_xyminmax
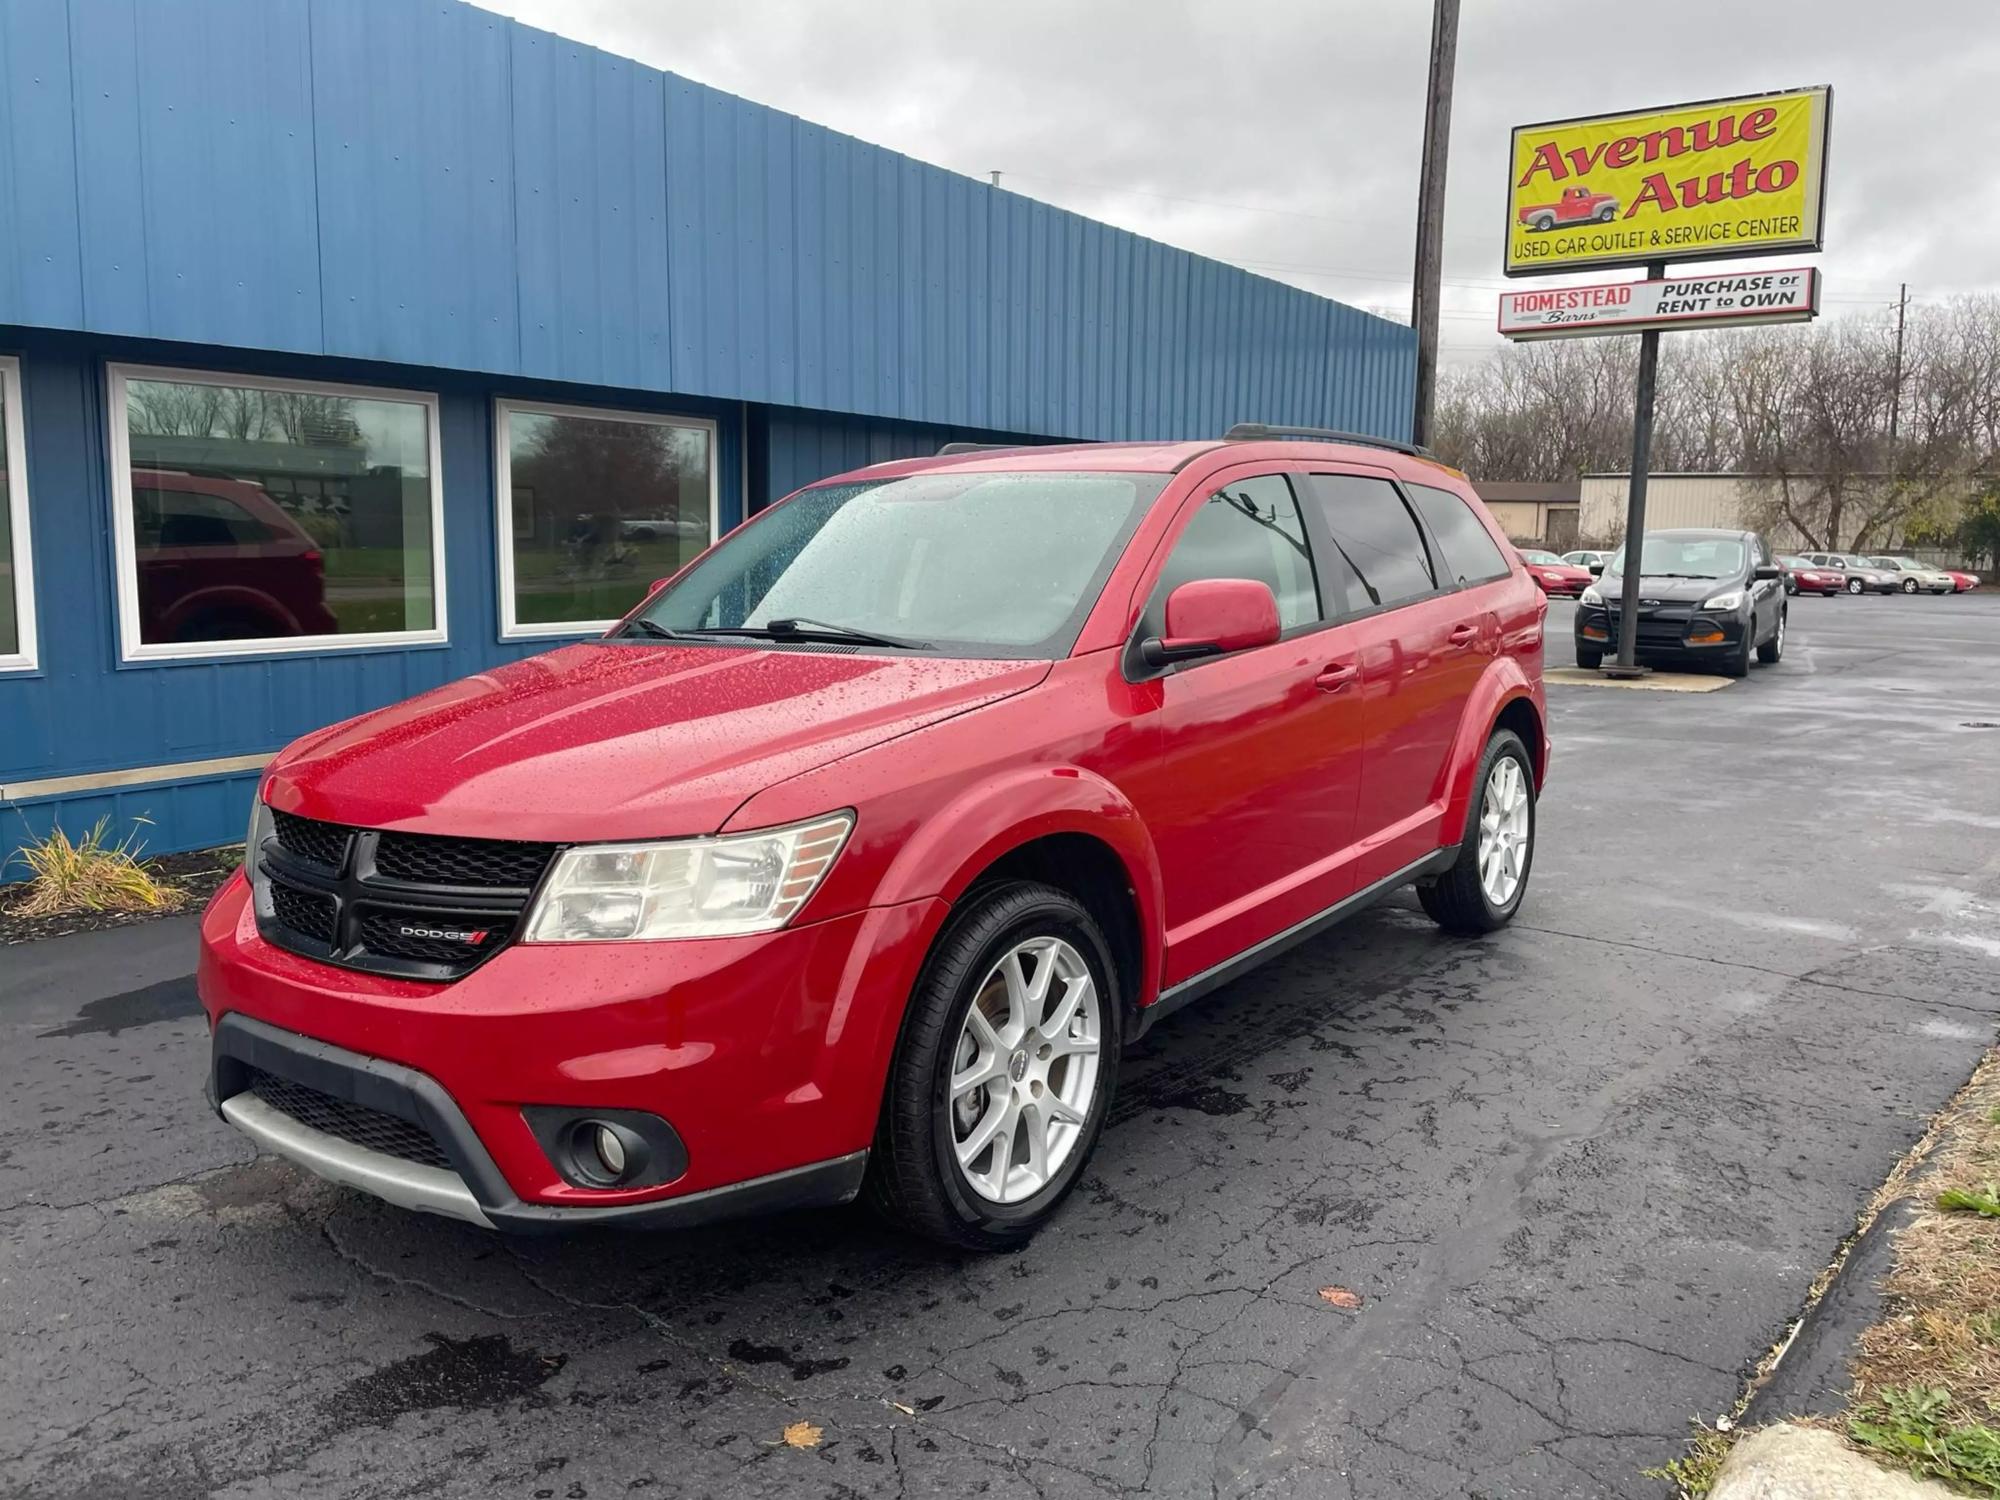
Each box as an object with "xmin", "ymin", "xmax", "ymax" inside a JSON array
[
  {"xmin": 38, "ymin": 976, "xmax": 201, "ymax": 1038},
  {"xmin": 321, "ymin": 1333, "xmax": 567, "ymax": 1433}
]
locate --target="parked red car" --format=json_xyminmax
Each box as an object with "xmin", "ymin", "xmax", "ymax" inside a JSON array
[
  {"xmin": 1776, "ymin": 555, "xmax": 1847, "ymax": 596},
  {"xmin": 1947, "ymin": 570, "xmax": 1982, "ymax": 593},
  {"xmin": 199, "ymin": 429, "xmax": 1548, "ymax": 1249},
  {"xmin": 133, "ymin": 469, "xmax": 338, "ymax": 643},
  {"xmin": 1517, "ymin": 548, "xmax": 1591, "ymax": 597}
]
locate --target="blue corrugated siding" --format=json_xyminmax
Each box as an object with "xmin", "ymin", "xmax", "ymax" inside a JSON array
[
  {"xmin": 756, "ymin": 407, "xmax": 1043, "ymax": 510},
  {"xmin": 0, "ymin": 0, "xmax": 1413, "ymax": 443}
]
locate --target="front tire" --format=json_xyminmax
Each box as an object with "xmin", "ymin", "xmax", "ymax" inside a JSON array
[
  {"xmin": 1419, "ymin": 730, "xmax": 1535, "ymax": 935},
  {"xmin": 1575, "ymin": 644, "xmax": 1603, "ymax": 670},
  {"xmin": 1758, "ymin": 607, "xmax": 1786, "ymax": 664},
  {"xmin": 867, "ymin": 881, "xmax": 1121, "ymax": 1250}
]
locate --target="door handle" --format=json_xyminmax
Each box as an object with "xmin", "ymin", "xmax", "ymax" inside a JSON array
[
  {"xmin": 1314, "ymin": 661, "xmax": 1358, "ymax": 692},
  {"xmin": 1447, "ymin": 623, "xmax": 1479, "ymax": 647}
]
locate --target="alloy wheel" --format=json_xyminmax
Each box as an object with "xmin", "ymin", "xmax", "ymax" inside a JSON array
[
  {"xmin": 1477, "ymin": 756, "xmax": 1530, "ymax": 908},
  {"xmin": 948, "ymin": 936, "xmax": 1103, "ymax": 1205}
]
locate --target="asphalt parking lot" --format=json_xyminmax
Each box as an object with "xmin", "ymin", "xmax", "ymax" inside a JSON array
[{"xmin": 5, "ymin": 592, "xmax": 1999, "ymax": 1500}]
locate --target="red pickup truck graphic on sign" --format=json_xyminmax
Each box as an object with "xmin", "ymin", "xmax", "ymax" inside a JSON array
[{"xmin": 1518, "ymin": 185, "xmax": 1619, "ymax": 231}]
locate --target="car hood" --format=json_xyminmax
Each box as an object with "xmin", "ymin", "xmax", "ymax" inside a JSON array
[
  {"xmin": 263, "ymin": 643, "xmax": 1050, "ymax": 842},
  {"xmin": 1594, "ymin": 575, "xmax": 1735, "ymax": 604}
]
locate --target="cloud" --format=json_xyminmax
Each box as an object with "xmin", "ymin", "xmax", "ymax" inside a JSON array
[{"xmin": 483, "ymin": 0, "xmax": 2000, "ymax": 362}]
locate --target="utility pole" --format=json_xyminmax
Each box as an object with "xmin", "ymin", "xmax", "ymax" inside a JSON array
[
  {"xmin": 1608, "ymin": 262, "xmax": 1669, "ymax": 677},
  {"xmin": 1887, "ymin": 282, "xmax": 1908, "ymax": 534},
  {"xmin": 1409, "ymin": 0, "xmax": 1460, "ymax": 450}
]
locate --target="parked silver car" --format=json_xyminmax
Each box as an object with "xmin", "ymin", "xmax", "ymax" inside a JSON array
[
  {"xmin": 1863, "ymin": 555, "xmax": 1957, "ymax": 594},
  {"xmin": 1802, "ymin": 552, "xmax": 1901, "ymax": 594}
]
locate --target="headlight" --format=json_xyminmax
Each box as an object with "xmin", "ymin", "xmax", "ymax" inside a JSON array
[
  {"xmin": 1580, "ymin": 585, "xmax": 1602, "ymax": 604},
  {"xmin": 524, "ymin": 813, "xmax": 853, "ymax": 942},
  {"xmin": 1701, "ymin": 589, "xmax": 1744, "ymax": 611}
]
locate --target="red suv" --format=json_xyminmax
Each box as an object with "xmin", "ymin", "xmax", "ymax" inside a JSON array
[{"xmin": 199, "ymin": 427, "xmax": 1548, "ymax": 1249}]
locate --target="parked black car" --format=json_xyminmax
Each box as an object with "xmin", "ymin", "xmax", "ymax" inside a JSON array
[{"xmin": 1575, "ymin": 529, "xmax": 1787, "ymax": 678}]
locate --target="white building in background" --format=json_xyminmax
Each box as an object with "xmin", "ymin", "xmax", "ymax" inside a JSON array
[{"xmin": 1580, "ymin": 474, "xmax": 1772, "ymax": 545}]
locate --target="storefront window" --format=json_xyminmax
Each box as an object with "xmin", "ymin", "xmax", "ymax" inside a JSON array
[
  {"xmin": 112, "ymin": 367, "xmax": 443, "ymax": 657},
  {"xmin": 0, "ymin": 357, "xmax": 32, "ymax": 669},
  {"xmin": 498, "ymin": 402, "xmax": 716, "ymax": 634}
]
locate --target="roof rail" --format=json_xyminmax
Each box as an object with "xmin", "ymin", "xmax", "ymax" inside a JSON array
[
  {"xmin": 935, "ymin": 441, "xmax": 1024, "ymax": 456},
  {"xmin": 1222, "ymin": 423, "xmax": 1431, "ymax": 459}
]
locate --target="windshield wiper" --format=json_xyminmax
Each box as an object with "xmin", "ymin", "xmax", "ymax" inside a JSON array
[
  {"xmin": 680, "ymin": 618, "xmax": 931, "ymax": 650},
  {"xmin": 616, "ymin": 617, "xmax": 684, "ymax": 640}
]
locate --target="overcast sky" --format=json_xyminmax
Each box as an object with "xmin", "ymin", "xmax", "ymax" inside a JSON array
[{"xmin": 487, "ymin": 0, "xmax": 2000, "ymax": 365}]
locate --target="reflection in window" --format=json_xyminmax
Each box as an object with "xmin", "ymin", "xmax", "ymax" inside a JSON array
[
  {"xmin": 1157, "ymin": 475, "xmax": 1320, "ymax": 630},
  {"xmin": 501, "ymin": 405, "xmax": 714, "ymax": 630},
  {"xmin": 120, "ymin": 372, "xmax": 437, "ymax": 648}
]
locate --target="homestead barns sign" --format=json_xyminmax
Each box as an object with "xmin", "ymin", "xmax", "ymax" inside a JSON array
[{"xmin": 1504, "ymin": 88, "xmax": 1831, "ymax": 276}]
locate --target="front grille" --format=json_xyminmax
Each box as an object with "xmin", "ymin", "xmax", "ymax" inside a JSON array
[
  {"xmin": 268, "ymin": 881, "xmax": 338, "ymax": 944},
  {"xmin": 374, "ymin": 830, "xmax": 554, "ymax": 889},
  {"xmin": 246, "ymin": 1067, "xmax": 452, "ymax": 1170},
  {"xmin": 253, "ymin": 812, "xmax": 558, "ymax": 982},
  {"xmin": 273, "ymin": 810, "xmax": 351, "ymax": 870}
]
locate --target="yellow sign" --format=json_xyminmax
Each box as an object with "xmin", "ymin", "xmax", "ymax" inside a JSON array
[{"xmin": 1504, "ymin": 87, "xmax": 1831, "ymax": 277}]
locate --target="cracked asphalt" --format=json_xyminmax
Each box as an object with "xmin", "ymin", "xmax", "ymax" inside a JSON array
[{"xmin": 5, "ymin": 593, "xmax": 1999, "ymax": 1500}]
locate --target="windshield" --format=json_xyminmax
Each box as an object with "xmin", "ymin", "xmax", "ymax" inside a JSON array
[
  {"xmin": 1603, "ymin": 536, "xmax": 1747, "ymax": 580},
  {"xmin": 624, "ymin": 470, "xmax": 1163, "ymax": 658},
  {"xmin": 1519, "ymin": 550, "xmax": 1562, "ymax": 564}
]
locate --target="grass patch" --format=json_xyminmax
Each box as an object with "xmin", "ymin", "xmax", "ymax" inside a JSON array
[
  {"xmin": 1850, "ymin": 1385, "xmax": 2000, "ymax": 1492},
  {"xmin": 8, "ymin": 817, "xmax": 188, "ymax": 918},
  {"xmin": 1641, "ymin": 1423, "xmax": 1735, "ymax": 1497},
  {"xmin": 1847, "ymin": 1050, "xmax": 2000, "ymax": 1492}
]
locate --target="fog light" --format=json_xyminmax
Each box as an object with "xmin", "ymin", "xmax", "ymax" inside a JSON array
[
  {"xmin": 1688, "ymin": 626, "xmax": 1725, "ymax": 644},
  {"xmin": 1581, "ymin": 623, "xmax": 1609, "ymax": 641},
  {"xmin": 592, "ymin": 1123, "xmax": 628, "ymax": 1179}
]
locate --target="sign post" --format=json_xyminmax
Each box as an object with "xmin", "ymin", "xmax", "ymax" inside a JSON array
[{"xmin": 1499, "ymin": 86, "xmax": 1831, "ymax": 675}]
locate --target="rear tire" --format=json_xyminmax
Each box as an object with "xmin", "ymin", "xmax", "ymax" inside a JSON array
[
  {"xmin": 1418, "ymin": 729, "xmax": 1535, "ymax": 936},
  {"xmin": 1902, "ymin": 578, "xmax": 1918, "ymax": 594},
  {"xmin": 866, "ymin": 881, "xmax": 1121, "ymax": 1251},
  {"xmin": 1847, "ymin": 577, "xmax": 1865, "ymax": 595}
]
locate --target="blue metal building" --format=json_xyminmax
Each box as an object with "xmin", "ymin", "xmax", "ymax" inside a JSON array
[{"xmin": 0, "ymin": 0, "xmax": 1415, "ymax": 876}]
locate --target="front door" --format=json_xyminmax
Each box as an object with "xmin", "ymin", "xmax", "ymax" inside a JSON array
[{"xmin": 1117, "ymin": 469, "xmax": 1368, "ymax": 988}]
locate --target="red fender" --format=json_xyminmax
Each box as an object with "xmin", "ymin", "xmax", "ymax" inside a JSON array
[{"xmin": 1436, "ymin": 656, "xmax": 1546, "ymax": 847}]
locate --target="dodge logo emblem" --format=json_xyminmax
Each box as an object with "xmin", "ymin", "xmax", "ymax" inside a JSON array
[{"xmin": 399, "ymin": 924, "xmax": 490, "ymax": 945}]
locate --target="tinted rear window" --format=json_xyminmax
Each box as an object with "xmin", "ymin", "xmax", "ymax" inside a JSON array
[
  {"xmin": 1305, "ymin": 474, "xmax": 1437, "ymax": 613},
  {"xmin": 1406, "ymin": 483, "xmax": 1510, "ymax": 586}
]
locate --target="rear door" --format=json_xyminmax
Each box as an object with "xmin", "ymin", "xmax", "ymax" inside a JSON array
[
  {"xmin": 1301, "ymin": 470, "xmax": 1501, "ymax": 886},
  {"xmin": 1120, "ymin": 467, "xmax": 1369, "ymax": 987}
]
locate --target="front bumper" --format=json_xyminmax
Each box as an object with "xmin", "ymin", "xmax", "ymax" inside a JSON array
[
  {"xmin": 1574, "ymin": 604, "xmax": 1747, "ymax": 659},
  {"xmin": 198, "ymin": 872, "xmax": 945, "ymax": 1227}
]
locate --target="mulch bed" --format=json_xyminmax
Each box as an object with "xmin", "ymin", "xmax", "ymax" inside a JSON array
[{"xmin": 0, "ymin": 846, "xmax": 243, "ymax": 946}]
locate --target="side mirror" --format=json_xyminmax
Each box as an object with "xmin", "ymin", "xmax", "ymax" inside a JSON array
[
  {"xmin": 1587, "ymin": 561, "xmax": 1605, "ymax": 576},
  {"xmin": 1140, "ymin": 579, "xmax": 1280, "ymax": 669},
  {"xmin": 649, "ymin": 577, "xmax": 673, "ymax": 595},
  {"xmin": 1753, "ymin": 563, "xmax": 1782, "ymax": 581}
]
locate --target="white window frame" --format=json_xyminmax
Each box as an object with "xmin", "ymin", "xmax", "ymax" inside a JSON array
[
  {"xmin": 106, "ymin": 363, "xmax": 448, "ymax": 663},
  {"xmin": 0, "ymin": 356, "xmax": 36, "ymax": 672},
  {"xmin": 494, "ymin": 397, "xmax": 721, "ymax": 640}
]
